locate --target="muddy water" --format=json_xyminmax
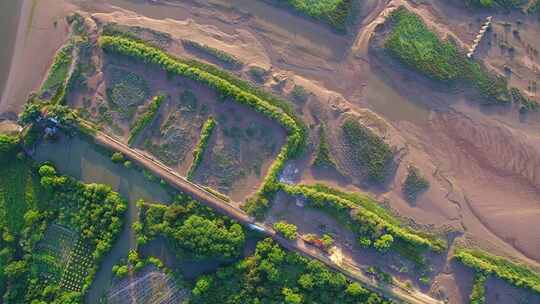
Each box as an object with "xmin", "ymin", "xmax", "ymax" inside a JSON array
[
  {"xmin": 0, "ymin": 0, "xmax": 23, "ymax": 97},
  {"xmin": 33, "ymin": 136, "xmax": 171, "ymax": 303}
]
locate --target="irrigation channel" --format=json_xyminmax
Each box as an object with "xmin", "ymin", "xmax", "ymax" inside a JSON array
[{"xmin": 53, "ymin": 120, "xmax": 443, "ymax": 304}]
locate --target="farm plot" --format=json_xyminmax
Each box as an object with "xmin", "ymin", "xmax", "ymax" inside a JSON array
[{"xmin": 108, "ymin": 267, "xmax": 187, "ymax": 304}]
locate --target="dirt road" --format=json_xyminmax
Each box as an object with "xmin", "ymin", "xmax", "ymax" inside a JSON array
[{"xmin": 89, "ymin": 126, "xmax": 443, "ymax": 304}]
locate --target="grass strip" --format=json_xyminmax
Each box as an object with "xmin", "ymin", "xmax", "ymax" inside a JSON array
[
  {"xmin": 128, "ymin": 95, "xmax": 165, "ymax": 145},
  {"xmin": 187, "ymin": 117, "xmax": 216, "ymax": 180}
]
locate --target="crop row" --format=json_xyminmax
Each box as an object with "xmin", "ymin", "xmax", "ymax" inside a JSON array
[
  {"xmin": 187, "ymin": 117, "xmax": 216, "ymax": 180},
  {"xmin": 99, "ymin": 35, "xmax": 306, "ymax": 217},
  {"xmin": 454, "ymin": 248, "xmax": 540, "ymax": 294},
  {"xmin": 127, "ymin": 95, "xmax": 165, "ymax": 145}
]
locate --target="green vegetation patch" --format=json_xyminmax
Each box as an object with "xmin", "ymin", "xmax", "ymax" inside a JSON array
[
  {"xmin": 342, "ymin": 118, "xmax": 393, "ymax": 183},
  {"xmin": 384, "ymin": 8, "xmax": 510, "ymax": 104},
  {"xmin": 313, "ymin": 124, "xmax": 337, "ymax": 169},
  {"xmin": 454, "ymin": 248, "xmax": 540, "ymax": 294},
  {"xmin": 99, "ymin": 34, "xmax": 307, "ymax": 219},
  {"xmin": 128, "ymin": 95, "xmax": 165, "ymax": 145},
  {"xmin": 275, "ymin": 0, "xmax": 354, "ymax": 31},
  {"xmin": 106, "ymin": 66, "xmax": 150, "ymax": 119},
  {"xmin": 187, "ymin": 116, "xmax": 217, "ymax": 180},
  {"xmin": 469, "ymin": 273, "xmax": 487, "ymax": 304},
  {"xmin": 529, "ymin": 0, "xmax": 540, "ymax": 14},
  {"xmin": 40, "ymin": 44, "xmax": 74, "ymax": 97},
  {"xmin": 136, "ymin": 196, "xmax": 245, "ymax": 260},
  {"xmin": 190, "ymin": 238, "xmax": 392, "ymax": 304},
  {"xmin": 182, "ymin": 40, "xmax": 242, "ymax": 68},
  {"xmin": 273, "ymin": 220, "xmax": 298, "ymax": 240},
  {"xmin": 511, "ymin": 87, "xmax": 538, "ymax": 113},
  {"xmin": 282, "ymin": 183, "xmax": 446, "ymax": 259},
  {"xmin": 402, "ymin": 166, "xmax": 429, "ymax": 202},
  {"xmin": 1, "ymin": 147, "xmax": 126, "ymax": 302}
]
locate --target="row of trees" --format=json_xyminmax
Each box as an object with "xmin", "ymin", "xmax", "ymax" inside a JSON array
[
  {"xmin": 454, "ymin": 248, "xmax": 540, "ymax": 294},
  {"xmin": 281, "ymin": 183, "xmax": 446, "ymax": 257}
]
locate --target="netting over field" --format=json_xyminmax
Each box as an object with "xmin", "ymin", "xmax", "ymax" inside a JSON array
[{"xmin": 108, "ymin": 267, "xmax": 188, "ymax": 304}]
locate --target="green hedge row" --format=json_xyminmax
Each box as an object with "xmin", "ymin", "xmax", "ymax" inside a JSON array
[
  {"xmin": 100, "ymin": 35, "xmax": 306, "ymax": 217},
  {"xmin": 454, "ymin": 248, "xmax": 540, "ymax": 294},
  {"xmin": 127, "ymin": 95, "xmax": 165, "ymax": 145},
  {"xmin": 469, "ymin": 272, "xmax": 487, "ymax": 304},
  {"xmin": 384, "ymin": 7, "xmax": 510, "ymax": 105},
  {"xmin": 281, "ymin": 184, "xmax": 446, "ymax": 254},
  {"xmin": 187, "ymin": 117, "xmax": 216, "ymax": 180}
]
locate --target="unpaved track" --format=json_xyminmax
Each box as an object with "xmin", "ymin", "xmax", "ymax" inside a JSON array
[{"xmin": 87, "ymin": 125, "xmax": 443, "ymax": 304}]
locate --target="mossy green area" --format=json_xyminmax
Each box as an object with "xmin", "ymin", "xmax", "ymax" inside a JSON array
[
  {"xmin": 190, "ymin": 238, "xmax": 393, "ymax": 304},
  {"xmin": 342, "ymin": 118, "xmax": 393, "ymax": 183},
  {"xmin": 40, "ymin": 44, "xmax": 73, "ymax": 97},
  {"xmin": 0, "ymin": 137, "xmax": 126, "ymax": 303},
  {"xmin": 281, "ymin": 183, "xmax": 446, "ymax": 265},
  {"xmin": 384, "ymin": 8, "xmax": 510, "ymax": 105},
  {"xmin": 469, "ymin": 273, "xmax": 487, "ymax": 304},
  {"xmin": 313, "ymin": 125, "xmax": 336, "ymax": 169},
  {"xmin": 106, "ymin": 66, "xmax": 151, "ymax": 120},
  {"xmin": 275, "ymin": 0, "xmax": 354, "ymax": 31},
  {"xmin": 135, "ymin": 197, "xmax": 245, "ymax": 260},
  {"xmin": 454, "ymin": 248, "xmax": 540, "ymax": 294},
  {"xmin": 529, "ymin": 0, "xmax": 540, "ymax": 14}
]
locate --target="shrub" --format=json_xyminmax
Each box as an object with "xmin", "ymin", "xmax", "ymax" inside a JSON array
[
  {"xmin": 128, "ymin": 95, "xmax": 165, "ymax": 145},
  {"xmin": 511, "ymin": 88, "xmax": 538, "ymax": 114},
  {"xmin": 342, "ymin": 118, "xmax": 393, "ymax": 183},
  {"xmin": 290, "ymin": 85, "xmax": 309, "ymax": 103},
  {"xmin": 187, "ymin": 117, "xmax": 216, "ymax": 180},
  {"xmin": 111, "ymin": 152, "xmax": 124, "ymax": 163},
  {"xmin": 374, "ymin": 234, "xmax": 394, "ymax": 252},
  {"xmin": 402, "ymin": 166, "xmax": 429, "ymax": 201},
  {"xmin": 273, "ymin": 221, "xmax": 298, "ymax": 240}
]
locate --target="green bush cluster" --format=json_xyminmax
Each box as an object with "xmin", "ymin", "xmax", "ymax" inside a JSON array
[
  {"xmin": 385, "ymin": 8, "xmax": 510, "ymax": 105},
  {"xmin": 402, "ymin": 166, "xmax": 429, "ymax": 201},
  {"xmin": 282, "ymin": 183, "xmax": 445, "ymax": 257},
  {"xmin": 454, "ymin": 248, "xmax": 540, "ymax": 294},
  {"xmin": 313, "ymin": 124, "xmax": 336, "ymax": 169},
  {"xmin": 128, "ymin": 95, "xmax": 165, "ymax": 145},
  {"xmin": 187, "ymin": 117, "xmax": 216, "ymax": 180},
  {"xmin": 273, "ymin": 220, "xmax": 298, "ymax": 240},
  {"xmin": 529, "ymin": 0, "xmax": 540, "ymax": 14},
  {"xmin": 110, "ymin": 152, "xmax": 124, "ymax": 163},
  {"xmin": 469, "ymin": 273, "xmax": 487, "ymax": 304},
  {"xmin": 342, "ymin": 118, "xmax": 393, "ymax": 183},
  {"xmin": 183, "ymin": 39, "xmax": 242, "ymax": 68},
  {"xmin": 275, "ymin": 0, "xmax": 354, "ymax": 31},
  {"xmin": 191, "ymin": 238, "xmax": 392, "ymax": 304},
  {"xmin": 511, "ymin": 87, "xmax": 538, "ymax": 113},
  {"xmin": 0, "ymin": 153, "xmax": 126, "ymax": 303},
  {"xmin": 136, "ymin": 195, "xmax": 245, "ymax": 260},
  {"xmin": 99, "ymin": 34, "xmax": 306, "ymax": 218}
]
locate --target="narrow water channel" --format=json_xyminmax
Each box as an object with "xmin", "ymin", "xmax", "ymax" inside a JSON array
[{"xmin": 0, "ymin": 0, "xmax": 23, "ymax": 97}]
